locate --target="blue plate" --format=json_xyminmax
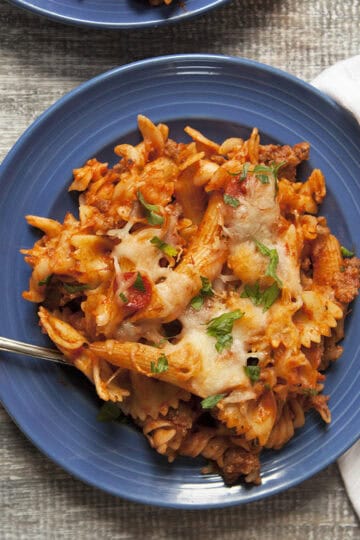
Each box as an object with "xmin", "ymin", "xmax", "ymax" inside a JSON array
[
  {"xmin": 6, "ymin": 0, "xmax": 229, "ymax": 28},
  {"xmin": 0, "ymin": 55, "xmax": 359, "ymax": 509}
]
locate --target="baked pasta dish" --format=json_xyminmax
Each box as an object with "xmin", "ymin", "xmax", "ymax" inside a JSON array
[{"xmin": 22, "ymin": 115, "xmax": 360, "ymax": 485}]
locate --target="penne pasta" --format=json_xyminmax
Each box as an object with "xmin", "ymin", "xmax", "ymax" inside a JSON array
[{"xmin": 20, "ymin": 115, "xmax": 359, "ymax": 485}]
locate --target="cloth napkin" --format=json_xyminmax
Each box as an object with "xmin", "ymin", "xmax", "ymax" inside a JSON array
[
  {"xmin": 312, "ymin": 55, "xmax": 360, "ymax": 123},
  {"xmin": 312, "ymin": 55, "xmax": 360, "ymax": 518}
]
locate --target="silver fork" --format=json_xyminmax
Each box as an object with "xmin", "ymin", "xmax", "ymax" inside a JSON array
[{"xmin": 0, "ymin": 336, "xmax": 68, "ymax": 366}]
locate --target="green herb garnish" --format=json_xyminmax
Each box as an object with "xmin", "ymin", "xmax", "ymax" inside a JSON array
[
  {"xmin": 97, "ymin": 401, "xmax": 122, "ymax": 422},
  {"xmin": 206, "ymin": 309, "xmax": 244, "ymax": 352},
  {"xmin": 119, "ymin": 292, "xmax": 128, "ymax": 304},
  {"xmin": 223, "ymin": 193, "xmax": 240, "ymax": 208},
  {"xmin": 150, "ymin": 236, "xmax": 178, "ymax": 257},
  {"xmin": 240, "ymin": 162, "xmax": 250, "ymax": 181},
  {"xmin": 260, "ymin": 282, "xmax": 281, "ymax": 310},
  {"xmin": 254, "ymin": 240, "xmax": 283, "ymax": 287},
  {"xmin": 190, "ymin": 276, "xmax": 214, "ymax": 311},
  {"xmin": 253, "ymin": 165, "xmax": 270, "ymax": 184},
  {"xmin": 137, "ymin": 191, "xmax": 164, "ymax": 225},
  {"xmin": 151, "ymin": 338, "xmax": 169, "ymax": 348},
  {"xmin": 244, "ymin": 365, "xmax": 261, "ymax": 384},
  {"xmin": 252, "ymin": 162, "xmax": 286, "ymax": 192},
  {"xmin": 38, "ymin": 274, "xmax": 53, "ymax": 286},
  {"xmin": 241, "ymin": 281, "xmax": 281, "ymax": 311},
  {"xmin": 63, "ymin": 282, "xmax": 90, "ymax": 294},
  {"xmin": 201, "ymin": 393, "xmax": 226, "ymax": 409},
  {"xmin": 133, "ymin": 272, "xmax": 146, "ymax": 292},
  {"xmin": 150, "ymin": 354, "xmax": 169, "ymax": 374},
  {"xmin": 258, "ymin": 162, "xmax": 286, "ymax": 191},
  {"xmin": 190, "ymin": 295, "xmax": 204, "ymax": 311},
  {"xmin": 227, "ymin": 162, "xmax": 250, "ymax": 180},
  {"xmin": 341, "ymin": 246, "xmax": 355, "ymax": 258}
]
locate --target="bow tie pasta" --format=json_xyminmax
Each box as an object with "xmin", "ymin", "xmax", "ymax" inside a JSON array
[{"xmin": 22, "ymin": 115, "xmax": 360, "ymax": 485}]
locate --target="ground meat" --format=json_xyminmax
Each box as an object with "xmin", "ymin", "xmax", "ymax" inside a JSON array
[
  {"xmin": 332, "ymin": 257, "xmax": 360, "ymax": 304},
  {"xmin": 165, "ymin": 401, "xmax": 197, "ymax": 431},
  {"xmin": 93, "ymin": 199, "xmax": 111, "ymax": 213},
  {"xmin": 164, "ymin": 139, "xmax": 183, "ymax": 162},
  {"xmin": 322, "ymin": 338, "xmax": 343, "ymax": 368},
  {"xmin": 258, "ymin": 141, "xmax": 310, "ymax": 181},
  {"xmin": 302, "ymin": 341, "xmax": 324, "ymax": 369},
  {"xmin": 221, "ymin": 447, "xmax": 261, "ymax": 485},
  {"xmin": 293, "ymin": 142, "xmax": 311, "ymax": 162}
]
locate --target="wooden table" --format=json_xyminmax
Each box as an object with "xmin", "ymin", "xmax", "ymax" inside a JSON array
[{"xmin": 0, "ymin": 0, "xmax": 359, "ymax": 537}]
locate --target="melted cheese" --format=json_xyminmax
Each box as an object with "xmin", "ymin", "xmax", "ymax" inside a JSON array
[
  {"xmin": 225, "ymin": 178, "xmax": 279, "ymax": 245},
  {"xmin": 226, "ymin": 176, "xmax": 302, "ymax": 300},
  {"xmin": 112, "ymin": 226, "xmax": 195, "ymax": 321},
  {"xmin": 112, "ymin": 227, "xmax": 172, "ymax": 283},
  {"xmin": 165, "ymin": 301, "xmax": 266, "ymax": 396},
  {"xmin": 110, "ymin": 163, "xmax": 302, "ymax": 398}
]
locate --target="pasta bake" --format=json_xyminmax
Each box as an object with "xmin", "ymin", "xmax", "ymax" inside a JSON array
[{"xmin": 22, "ymin": 115, "xmax": 360, "ymax": 485}]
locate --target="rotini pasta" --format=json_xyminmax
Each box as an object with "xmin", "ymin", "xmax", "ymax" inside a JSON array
[{"xmin": 21, "ymin": 115, "xmax": 360, "ymax": 485}]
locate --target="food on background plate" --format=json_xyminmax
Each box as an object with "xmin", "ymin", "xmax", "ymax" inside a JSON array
[
  {"xmin": 149, "ymin": 0, "xmax": 172, "ymax": 5},
  {"xmin": 21, "ymin": 115, "xmax": 360, "ymax": 485}
]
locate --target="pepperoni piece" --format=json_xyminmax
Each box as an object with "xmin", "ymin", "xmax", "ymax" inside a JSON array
[
  {"xmin": 122, "ymin": 272, "xmax": 152, "ymax": 312},
  {"xmin": 225, "ymin": 175, "xmax": 249, "ymax": 198}
]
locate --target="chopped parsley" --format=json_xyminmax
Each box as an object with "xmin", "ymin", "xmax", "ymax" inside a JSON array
[
  {"xmin": 190, "ymin": 276, "xmax": 214, "ymax": 311},
  {"xmin": 150, "ymin": 354, "xmax": 169, "ymax": 374},
  {"xmin": 254, "ymin": 240, "xmax": 283, "ymax": 287},
  {"xmin": 206, "ymin": 309, "xmax": 244, "ymax": 353},
  {"xmin": 201, "ymin": 393, "xmax": 226, "ymax": 409},
  {"xmin": 119, "ymin": 292, "xmax": 128, "ymax": 304},
  {"xmin": 253, "ymin": 165, "xmax": 271, "ymax": 184},
  {"xmin": 137, "ymin": 190, "xmax": 164, "ymax": 226},
  {"xmin": 190, "ymin": 295, "xmax": 204, "ymax": 311},
  {"xmin": 240, "ymin": 162, "xmax": 250, "ymax": 181},
  {"xmin": 223, "ymin": 193, "xmax": 240, "ymax": 208},
  {"xmin": 244, "ymin": 365, "xmax": 261, "ymax": 384},
  {"xmin": 254, "ymin": 162, "xmax": 286, "ymax": 192},
  {"xmin": 97, "ymin": 401, "xmax": 123, "ymax": 422},
  {"xmin": 38, "ymin": 274, "xmax": 53, "ymax": 286},
  {"xmin": 63, "ymin": 282, "xmax": 90, "ymax": 294},
  {"xmin": 133, "ymin": 272, "xmax": 146, "ymax": 292},
  {"xmin": 241, "ymin": 281, "xmax": 281, "ymax": 311},
  {"xmin": 226, "ymin": 161, "xmax": 285, "ymax": 192},
  {"xmin": 227, "ymin": 162, "xmax": 249, "ymax": 180},
  {"xmin": 150, "ymin": 236, "xmax": 178, "ymax": 257},
  {"xmin": 341, "ymin": 246, "xmax": 355, "ymax": 258},
  {"xmin": 151, "ymin": 338, "xmax": 169, "ymax": 348}
]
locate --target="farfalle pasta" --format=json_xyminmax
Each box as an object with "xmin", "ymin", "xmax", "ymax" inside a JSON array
[{"xmin": 21, "ymin": 115, "xmax": 360, "ymax": 485}]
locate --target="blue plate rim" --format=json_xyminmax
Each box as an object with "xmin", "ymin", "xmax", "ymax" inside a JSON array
[
  {"xmin": 5, "ymin": 0, "xmax": 231, "ymax": 29},
  {"xmin": 0, "ymin": 54, "xmax": 359, "ymax": 509},
  {"xmin": 0, "ymin": 53, "xmax": 343, "ymax": 175}
]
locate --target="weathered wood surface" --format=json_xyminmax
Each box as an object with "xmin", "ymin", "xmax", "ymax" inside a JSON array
[{"xmin": 0, "ymin": 0, "xmax": 359, "ymax": 537}]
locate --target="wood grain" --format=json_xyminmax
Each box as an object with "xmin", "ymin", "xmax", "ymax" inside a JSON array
[{"xmin": 0, "ymin": 0, "xmax": 359, "ymax": 537}]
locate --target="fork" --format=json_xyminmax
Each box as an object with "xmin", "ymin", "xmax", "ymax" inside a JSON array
[{"xmin": 0, "ymin": 336, "xmax": 68, "ymax": 366}]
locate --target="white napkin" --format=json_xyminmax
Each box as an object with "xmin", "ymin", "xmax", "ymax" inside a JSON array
[
  {"xmin": 312, "ymin": 55, "xmax": 360, "ymax": 123},
  {"xmin": 337, "ymin": 442, "xmax": 360, "ymax": 517},
  {"xmin": 312, "ymin": 55, "xmax": 360, "ymax": 518}
]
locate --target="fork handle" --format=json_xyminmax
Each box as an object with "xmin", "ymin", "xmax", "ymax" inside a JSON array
[{"xmin": 0, "ymin": 336, "xmax": 69, "ymax": 366}]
